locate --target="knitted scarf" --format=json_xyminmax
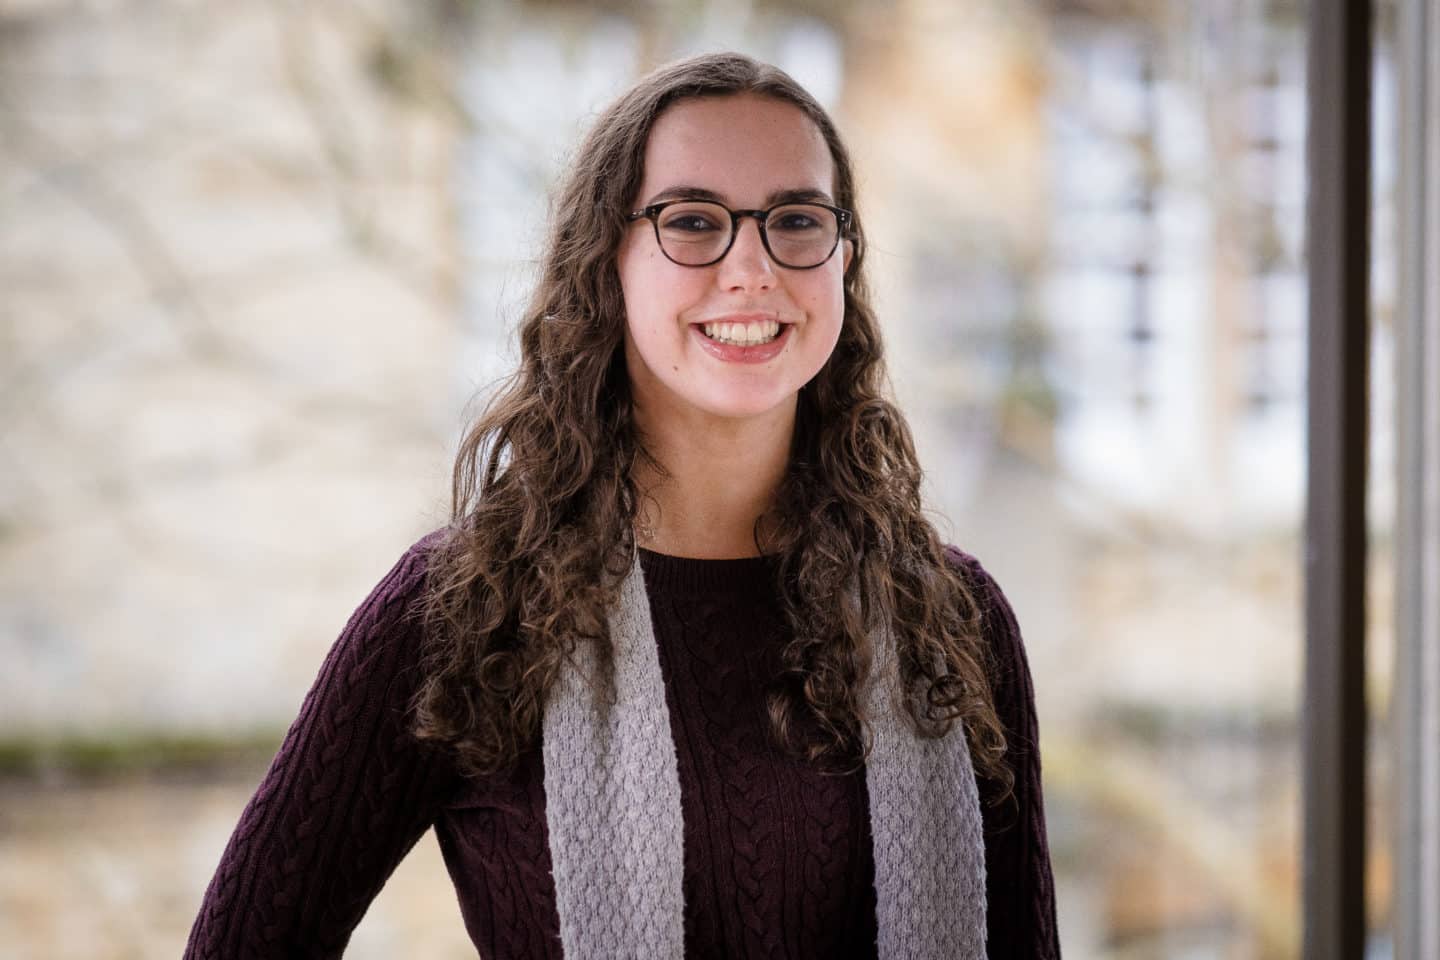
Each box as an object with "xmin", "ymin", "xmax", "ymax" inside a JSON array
[{"xmin": 541, "ymin": 553, "xmax": 987, "ymax": 958}]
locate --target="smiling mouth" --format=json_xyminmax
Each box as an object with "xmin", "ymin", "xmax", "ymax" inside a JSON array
[{"xmin": 698, "ymin": 318, "xmax": 784, "ymax": 346}]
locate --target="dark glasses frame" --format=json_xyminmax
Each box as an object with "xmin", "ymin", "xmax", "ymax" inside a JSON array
[{"xmin": 626, "ymin": 199, "xmax": 854, "ymax": 270}]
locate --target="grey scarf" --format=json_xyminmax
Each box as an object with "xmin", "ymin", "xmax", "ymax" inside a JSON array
[{"xmin": 541, "ymin": 554, "xmax": 986, "ymax": 958}]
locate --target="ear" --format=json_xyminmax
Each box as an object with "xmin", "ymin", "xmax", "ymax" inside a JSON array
[{"xmin": 841, "ymin": 237, "xmax": 855, "ymax": 274}]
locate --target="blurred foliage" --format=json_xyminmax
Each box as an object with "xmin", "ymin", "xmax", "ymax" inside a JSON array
[{"xmin": 0, "ymin": 731, "xmax": 283, "ymax": 780}]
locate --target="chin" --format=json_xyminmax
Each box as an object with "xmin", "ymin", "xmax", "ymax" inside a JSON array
[{"xmin": 694, "ymin": 389, "xmax": 796, "ymax": 421}]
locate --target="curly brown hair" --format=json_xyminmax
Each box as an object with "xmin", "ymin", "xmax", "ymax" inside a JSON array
[{"xmin": 412, "ymin": 51, "xmax": 1009, "ymax": 795}]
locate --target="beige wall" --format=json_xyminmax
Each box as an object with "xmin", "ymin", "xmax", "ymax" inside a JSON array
[{"xmin": 0, "ymin": 0, "xmax": 464, "ymax": 735}]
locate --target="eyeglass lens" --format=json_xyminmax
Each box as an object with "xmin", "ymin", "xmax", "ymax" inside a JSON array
[{"xmin": 654, "ymin": 201, "xmax": 839, "ymax": 268}]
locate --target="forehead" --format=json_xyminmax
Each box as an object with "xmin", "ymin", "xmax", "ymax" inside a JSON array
[{"xmin": 636, "ymin": 93, "xmax": 836, "ymax": 203}]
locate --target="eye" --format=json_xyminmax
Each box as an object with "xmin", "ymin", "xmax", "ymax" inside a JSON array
[
  {"xmin": 768, "ymin": 206, "xmax": 830, "ymax": 234},
  {"xmin": 665, "ymin": 215, "xmax": 721, "ymax": 232},
  {"xmin": 658, "ymin": 203, "xmax": 727, "ymax": 234}
]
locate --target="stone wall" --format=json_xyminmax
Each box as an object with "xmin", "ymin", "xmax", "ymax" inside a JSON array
[{"xmin": 0, "ymin": 0, "xmax": 465, "ymax": 735}]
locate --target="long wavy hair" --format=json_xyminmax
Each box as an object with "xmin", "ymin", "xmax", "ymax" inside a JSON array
[{"xmin": 413, "ymin": 52, "xmax": 1009, "ymax": 794}]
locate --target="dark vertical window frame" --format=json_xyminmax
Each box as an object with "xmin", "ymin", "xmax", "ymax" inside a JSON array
[
  {"xmin": 1303, "ymin": 0, "xmax": 1372, "ymax": 956},
  {"xmin": 1395, "ymin": 0, "xmax": 1440, "ymax": 956}
]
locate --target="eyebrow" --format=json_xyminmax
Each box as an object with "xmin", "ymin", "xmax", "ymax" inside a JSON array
[{"xmin": 641, "ymin": 185, "xmax": 837, "ymax": 208}]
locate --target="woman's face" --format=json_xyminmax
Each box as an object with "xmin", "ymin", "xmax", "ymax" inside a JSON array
[{"xmin": 617, "ymin": 93, "xmax": 851, "ymax": 428}]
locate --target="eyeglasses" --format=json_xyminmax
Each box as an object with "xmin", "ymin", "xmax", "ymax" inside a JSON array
[{"xmin": 626, "ymin": 199, "xmax": 853, "ymax": 270}]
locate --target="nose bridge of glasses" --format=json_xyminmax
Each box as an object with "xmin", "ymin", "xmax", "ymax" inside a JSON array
[{"xmin": 730, "ymin": 209, "xmax": 776, "ymax": 259}]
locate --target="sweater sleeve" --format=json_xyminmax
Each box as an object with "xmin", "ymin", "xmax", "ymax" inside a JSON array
[
  {"xmin": 184, "ymin": 532, "xmax": 461, "ymax": 960},
  {"xmin": 944, "ymin": 546, "xmax": 1061, "ymax": 960}
]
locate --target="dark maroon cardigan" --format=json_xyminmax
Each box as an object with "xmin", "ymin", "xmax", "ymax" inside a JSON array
[{"xmin": 185, "ymin": 532, "xmax": 1060, "ymax": 958}]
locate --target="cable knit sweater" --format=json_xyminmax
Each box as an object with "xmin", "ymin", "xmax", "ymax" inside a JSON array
[{"xmin": 184, "ymin": 531, "xmax": 1059, "ymax": 959}]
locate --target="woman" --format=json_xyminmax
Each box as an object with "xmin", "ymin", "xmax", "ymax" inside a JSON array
[{"xmin": 186, "ymin": 52, "xmax": 1058, "ymax": 959}]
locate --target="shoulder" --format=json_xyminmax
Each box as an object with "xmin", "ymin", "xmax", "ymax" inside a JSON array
[
  {"xmin": 940, "ymin": 544, "xmax": 996, "ymax": 592},
  {"xmin": 939, "ymin": 544, "xmax": 1034, "ymax": 730},
  {"xmin": 396, "ymin": 525, "xmax": 452, "ymax": 577},
  {"xmin": 324, "ymin": 526, "xmax": 453, "ymax": 673},
  {"xmin": 941, "ymin": 546, "xmax": 1058, "ymax": 956},
  {"xmin": 940, "ymin": 545, "xmax": 1024, "ymax": 643},
  {"xmin": 362, "ymin": 526, "xmax": 451, "ymax": 608}
]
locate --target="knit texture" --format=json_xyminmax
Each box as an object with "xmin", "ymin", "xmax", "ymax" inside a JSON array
[
  {"xmin": 184, "ymin": 532, "xmax": 1061, "ymax": 960},
  {"xmin": 864, "ymin": 614, "xmax": 987, "ymax": 958},
  {"xmin": 948, "ymin": 546, "xmax": 1063, "ymax": 958},
  {"xmin": 643, "ymin": 550, "xmax": 878, "ymax": 958},
  {"xmin": 184, "ymin": 533, "xmax": 460, "ymax": 959},
  {"xmin": 541, "ymin": 555, "xmax": 687, "ymax": 956},
  {"xmin": 541, "ymin": 552, "xmax": 984, "ymax": 959}
]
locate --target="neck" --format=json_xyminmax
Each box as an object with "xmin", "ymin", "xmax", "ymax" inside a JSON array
[{"xmin": 632, "ymin": 399, "xmax": 794, "ymax": 560}]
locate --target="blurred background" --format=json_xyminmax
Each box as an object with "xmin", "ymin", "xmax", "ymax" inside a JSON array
[{"xmin": 0, "ymin": 0, "xmax": 1402, "ymax": 956}]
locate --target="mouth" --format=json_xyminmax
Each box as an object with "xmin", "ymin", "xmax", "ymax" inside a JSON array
[
  {"xmin": 688, "ymin": 317, "xmax": 794, "ymax": 364},
  {"xmin": 694, "ymin": 316, "xmax": 790, "ymax": 347}
]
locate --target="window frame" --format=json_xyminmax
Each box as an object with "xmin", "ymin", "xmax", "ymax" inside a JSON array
[{"xmin": 1394, "ymin": 0, "xmax": 1440, "ymax": 956}]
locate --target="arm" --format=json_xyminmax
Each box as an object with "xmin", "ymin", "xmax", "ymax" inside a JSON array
[
  {"xmin": 184, "ymin": 533, "xmax": 461, "ymax": 960},
  {"xmin": 945, "ymin": 546, "xmax": 1061, "ymax": 960}
]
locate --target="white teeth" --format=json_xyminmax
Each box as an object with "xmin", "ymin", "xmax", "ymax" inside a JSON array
[{"xmin": 701, "ymin": 319, "xmax": 782, "ymax": 345}]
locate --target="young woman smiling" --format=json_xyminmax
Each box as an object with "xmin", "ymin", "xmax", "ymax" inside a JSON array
[{"xmin": 186, "ymin": 52, "xmax": 1059, "ymax": 960}]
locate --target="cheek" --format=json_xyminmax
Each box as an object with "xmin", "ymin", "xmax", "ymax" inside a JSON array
[
  {"xmin": 617, "ymin": 235, "xmax": 648, "ymax": 313},
  {"xmin": 621, "ymin": 235, "xmax": 677, "ymax": 306},
  {"xmin": 806, "ymin": 269, "xmax": 848, "ymax": 331},
  {"xmin": 621, "ymin": 264, "xmax": 711, "ymax": 342},
  {"xmin": 619, "ymin": 262, "xmax": 684, "ymax": 369},
  {"xmin": 811, "ymin": 278, "xmax": 848, "ymax": 365}
]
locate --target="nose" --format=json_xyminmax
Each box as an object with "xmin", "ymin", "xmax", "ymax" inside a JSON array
[{"xmin": 716, "ymin": 216, "xmax": 775, "ymax": 291}]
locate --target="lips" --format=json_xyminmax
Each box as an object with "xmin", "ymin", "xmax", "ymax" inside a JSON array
[{"xmin": 689, "ymin": 319, "xmax": 794, "ymax": 364}]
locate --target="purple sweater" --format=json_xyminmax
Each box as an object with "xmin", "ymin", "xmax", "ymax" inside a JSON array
[{"xmin": 185, "ymin": 533, "xmax": 1059, "ymax": 958}]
